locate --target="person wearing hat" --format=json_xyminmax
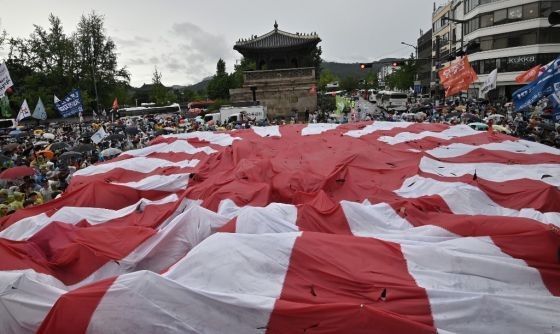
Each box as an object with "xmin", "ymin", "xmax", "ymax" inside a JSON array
[
  {"xmin": 0, "ymin": 204, "xmax": 8, "ymax": 217},
  {"xmin": 9, "ymin": 192, "xmax": 23, "ymax": 211},
  {"xmin": 29, "ymin": 191, "xmax": 43, "ymax": 206}
]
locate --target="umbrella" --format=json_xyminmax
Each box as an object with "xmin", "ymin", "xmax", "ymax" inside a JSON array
[
  {"xmin": 42, "ymin": 133, "xmax": 55, "ymax": 140},
  {"xmin": 36, "ymin": 150, "xmax": 54, "ymax": 160},
  {"xmin": 445, "ymin": 112, "xmax": 461, "ymax": 119},
  {"xmin": 34, "ymin": 141, "xmax": 49, "ymax": 147},
  {"xmin": 0, "ymin": 166, "xmax": 35, "ymax": 180},
  {"xmin": 48, "ymin": 142, "xmax": 71, "ymax": 151},
  {"xmin": 125, "ymin": 127, "xmax": 139, "ymax": 135},
  {"xmin": 80, "ymin": 132, "xmax": 94, "ymax": 138},
  {"xmin": 2, "ymin": 143, "xmax": 19, "ymax": 152},
  {"xmin": 492, "ymin": 125, "xmax": 511, "ymax": 134},
  {"xmin": 72, "ymin": 143, "xmax": 95, "ymax": 153},
  {"xmin": 101, "ymin": 148, "xmax": 122, "ymax": 157},
  {"xmin": 104, "ymin": 134, "xmax": 125, "ymax": 142},
  {"xmin": 9, "ymin": 130, "xmax": 23, "ymax": 137},
  {"xmin": 0, "ymin": 154, "xmax": 11, "ymax": 163},
  {"xmin": 468, "ymin": 122, "xmax": 489, "ymax": 131},
  {"xmin": 58, "ymin": 151, "xmax": 82, "ymax": 160}
]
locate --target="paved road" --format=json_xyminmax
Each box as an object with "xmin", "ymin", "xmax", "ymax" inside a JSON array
[{"xmin": 355, "ymin": 97, "xmax": 380, "ymax": 120}]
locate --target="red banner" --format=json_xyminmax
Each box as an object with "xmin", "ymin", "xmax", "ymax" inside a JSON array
[
  {"xmin": 438, "ymin": 57, "xmax": 478, "ymax": 97},
  {"xmin": 515, "ymin": 64, "xmax": 541, "ymax": 84}
]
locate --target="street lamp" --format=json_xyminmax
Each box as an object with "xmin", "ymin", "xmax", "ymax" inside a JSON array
[{"xmin": 400, "ymin": 41, "xmax": 418, "ymax": 59}]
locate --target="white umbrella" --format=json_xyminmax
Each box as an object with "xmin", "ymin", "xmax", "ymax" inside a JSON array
[
  {"xmin": 34, "ymin": 141, "xmax": 49, "ymax": 147},
  {"xmin": 101, "ymin": 148, "xmax": 122, "ymax": 157},
  {"xmin": 42, "ymin": 133, "xmax": 55, "ymax": 140}
]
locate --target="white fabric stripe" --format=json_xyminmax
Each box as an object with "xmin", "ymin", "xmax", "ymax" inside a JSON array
[
  {"xmin": 344, "ymin": 121, "xmax": 412, "ymax": 138},
  {"xmin": 379, "ymin": 124, "xmax": 479, "ymax": 145},
  {"xmin": 420, "ymin": 156, "xmax": 560, "ymax": 186},
  {"xmin": 0, "ymin": 194, "xmax": 179, "ymax": 241},
  {"xmin": 402, "ymin": 238, "xmax": 560, "ymax": 334},
  {"xmin": 112, "ymin": 173, "xmax": 190, "ymax": 192},
  {"xmin": 252, "ymin": 125, "xmax": 281, "ymax": 138},
  {"xmin": 427, "ymin": 140, "xmax": 560, "ymax": 158},
  {"xmin": 301, "ymin": 123, "xmax": 340, "ymax": 136},
  {"xmin": 74, "ymin": 157, "xmax": 199, "ymax": 177},
  {"xmin": 122, "ymin": 140, "xmax": 217, "ymax": 157},
  {"xmin": 0, "ymin": 270, "xmax": 66, "ymax": 334},
  {"xmin": 162, "ymin": 132, "xmax": 241, "ymax": 146},
  {"xmin": 340, "ymin": 200, "xmax": 559, "ymax": 334},
  {"xmin": 88, "ymin": 233, "xmax": 300, "ymax": 334},
  {"xmin": 217, "ymin": 199, "xmax": 298, "ymax": 234},
  {"xmin": 395, "ymin": 176, "xmax": 560, "ymax": 226}
]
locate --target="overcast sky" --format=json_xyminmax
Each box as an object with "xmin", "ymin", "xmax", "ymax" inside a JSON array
[{"xmin": 0, "ymin": 0, "xmax": 437, "ymax": 87}]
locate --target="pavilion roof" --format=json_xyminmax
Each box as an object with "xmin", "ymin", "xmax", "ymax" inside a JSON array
[{"xmin": 234, "ymin": 22, "xmax": 320, "ymax": 51}]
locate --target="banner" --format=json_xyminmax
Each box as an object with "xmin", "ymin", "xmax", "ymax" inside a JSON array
[
  {"xmin": 480, "ymin": 69, "xmax": 498, "ymax": 97},
  {"xmin": 32, "ymin": 97, "xmax": 47, "ymax": 120},
  {"xmin": 90, "ymin": 126, "xmax": 108, "ymax": 144},
  {"xmin": 0, "ymin": 62, "xmax": 14, "ymax": 98},
  {"xmin": 515, "ymin": 64, "xmax": 541, "ymax": 84},
  {"xmin": 16, "ymin": 99, "xmax": 31, "ymax": 123},
  {"xmin": 55, "ymin": 89, "xmax": 84, "ymax": 118},
  {"xmin": 550, "ymin": 82, "xmax": 560, "ymax": 122},
  {"xmin": 0, "ymin": 95, "xmax": 11, "ymax": 118},
  {"xmin": 513, "ymin": 56, "xmax": 560, "ymax": 112},
  {"xmin": 112, "ymin": 97, "xmax": 118, "ymax": 111},
  {"xmin": 438, "ymin": 57, "xmax": 478, "ymax": 97}
]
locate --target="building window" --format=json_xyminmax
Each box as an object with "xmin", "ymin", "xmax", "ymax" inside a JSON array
[
  {"xmin": 539, "ymin": 27, "xmax": 560, "ymax": 44},
  {"xmin": 508, "ymin": 6, "xmax": 523, "ymax": 21},
  {"xmin": 480, "ymin": 13, "xmax": 494, "ymax": 28},
  {"xmin": 494, "ymin": 9, "xmax": 507, "ymax": 25},
  {"xmin": 540, "ymin": 1, "xmax": 560, "ymax": 18},
  {"xmin": 479, "ymin": 37, "xmax": 493, "ymax": 51},
  {"xmin": 523, "ymin": 3, "xmax": 539, "ymax": 19},
  {"xmin": 483, "ymin": 59, "xmax": 497, "ymax": 74}
]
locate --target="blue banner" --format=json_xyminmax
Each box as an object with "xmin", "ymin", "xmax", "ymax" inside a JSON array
[
  {"xmin": 513, "ymin": 56, "xmax": 560, "ymax": 112},
  {"xmin": 55, "ymin": 89, "xmax": 84, "ymax": 118},
  {"xmin": 550, "ymin": 81, "xmax": 560, "ymax": 122}
]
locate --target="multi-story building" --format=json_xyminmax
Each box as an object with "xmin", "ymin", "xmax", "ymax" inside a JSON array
[
  {"xmin": 378, "ymin": 65, "xmax": 394, "ymax": 88},
  {"xmin": 460, "ymin": 0, "xmax": 560, "ymax": 100},
  {"xmin": 431, "ymin": 0, "xmax": 464, "ymax": 98},
  {"xmin": 417, "ymin": 28, "xmax": 433, "ymax": 94}
]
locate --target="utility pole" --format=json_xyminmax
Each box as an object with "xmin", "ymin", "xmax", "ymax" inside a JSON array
[{"xmin": 90, "ymin": 36, "xmax": 100, "ymax": 119}]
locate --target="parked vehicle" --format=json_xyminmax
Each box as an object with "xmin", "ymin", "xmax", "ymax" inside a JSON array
[
  {"xmin": 219, "ymin": 105, "xmax": 267, "ymax": 124},
  {"xmin": 376, "ymin": 91, "xmax": 408, "ymax": 110}
]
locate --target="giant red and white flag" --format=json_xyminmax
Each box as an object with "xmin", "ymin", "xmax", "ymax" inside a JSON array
[{"xmin": 1, "ymin": 122, "xmax": 559, "ymax": 334}]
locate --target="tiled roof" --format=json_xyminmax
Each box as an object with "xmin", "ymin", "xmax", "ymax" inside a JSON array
[{"xmin": 235, "ymin": 23, "xmax": 320, "ymax": 50}]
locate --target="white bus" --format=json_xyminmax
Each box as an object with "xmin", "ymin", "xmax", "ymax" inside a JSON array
[{"xmin": 376, "ymin": 91, "xmax": 408, "ymax": 110}]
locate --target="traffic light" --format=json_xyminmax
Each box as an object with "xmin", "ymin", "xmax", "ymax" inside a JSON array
[
  {"xmin": 360, "ymin": 63, "xmax": 373, "ymax": 70},
  {"xmin": 391, "ymin": 61, "xmax": 405, "ymax": 69}
]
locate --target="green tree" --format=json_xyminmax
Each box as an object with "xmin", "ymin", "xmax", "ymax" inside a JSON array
[
  {"xmin": 318, "ymin": 69, "xmax": 338, "ymax": 92},
  {"xmin": 207, "ymin": 58, "xmax": 231, "ymax": 100},
  {"xmin": 230, "ymin": 57, "xmax": 256, "ymax": 89},
  {"xmin": 385, "ymin": 55, "xmax": 416, "ymax": 91},
  {"xmin": 340, "ymin": 75, "xmax": 359, "ymax": 93},
  {"xmin": 150, "ymin": 66, "xmax": 170, "ymax": 105}
]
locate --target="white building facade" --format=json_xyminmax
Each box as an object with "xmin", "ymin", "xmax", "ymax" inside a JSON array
[{"xmin": 461, "ymin": 0, "xmax": 560, "ymax": 100}]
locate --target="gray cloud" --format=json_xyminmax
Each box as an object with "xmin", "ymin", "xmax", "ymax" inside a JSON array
[{"xmin": 113, "ymin": 35, "xmax": 152, "ymax": 48}]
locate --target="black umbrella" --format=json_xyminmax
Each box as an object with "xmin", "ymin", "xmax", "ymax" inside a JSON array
[
  {"xmin": 2, "ymin": 143, "xmax": 19, "ymax": 152},
  {"xmin": 72, "ymin": 143, "xmax": 95, "ymax": 153},
  {"xmin": 104, "ymin": 134, "xmax": 125, "ymax": 142},
  {"xmin": 49, "ymin": 142, "xmax": 71, "ymax": 151},
  {"xmin": 445, "ymin": 112, "xmax": 461, "ymax": 119},
  {"xmin": 0, "ymin": 154, "xmax": 11, "ymax": 162},
  {"xmin": 125, "ymin": 127, "xmax": 139, "ymax": 135},
  {"xmin": 59, "ymin": 151, "xmax": 82, "ymax": 160}
]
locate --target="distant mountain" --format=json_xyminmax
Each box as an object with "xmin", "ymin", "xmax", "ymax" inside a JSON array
[{"xmin": 322, "ymin": 59, "xmax": 403, "ymax": 79}]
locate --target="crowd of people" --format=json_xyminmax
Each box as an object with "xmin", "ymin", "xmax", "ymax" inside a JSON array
[{"xmin": 0, "ymin": 97, "xmax": 557, "ymax": 216}]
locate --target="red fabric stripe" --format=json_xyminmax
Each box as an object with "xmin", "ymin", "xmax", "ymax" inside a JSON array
[
  {"xmin": 394, "ymin": 199, "xmax": 560, "ymax": 296},
  {"xmin": 217, "ymin": 217, "xmax": 237, "ymax": 233},
  {"xmin": 0, "ymin": 200, "xmax": 178, "ymax": 285},
  {"xmin": 266, "ymin": 232, "xmax": 436, "ymax": 333},
  {"xmin": 0, "ymin": 181, "xmax": 169, "ymax": 231},
  {"xmin": 418, "ymin": 172, "xmax": 560, "ymax": 212},
  {"xmin": 37, "ymin": 277, "xmax": 117, "ymax": 334}
]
